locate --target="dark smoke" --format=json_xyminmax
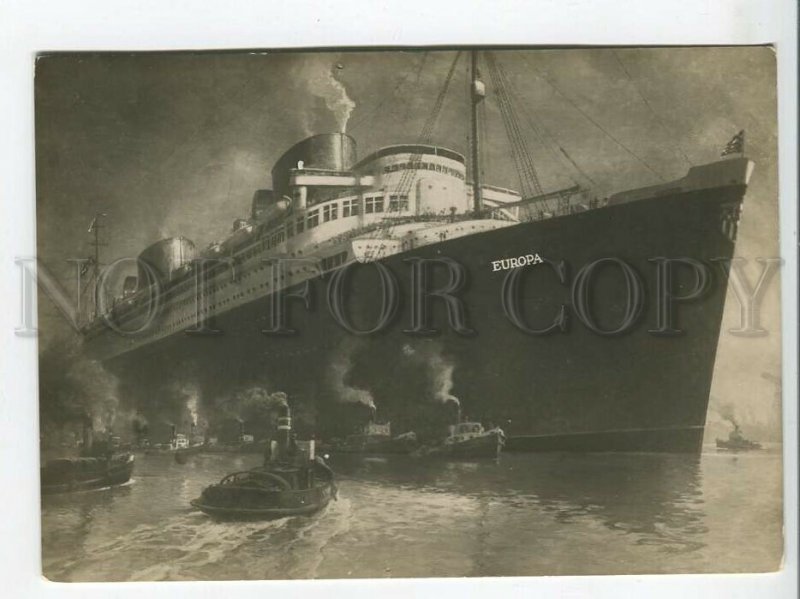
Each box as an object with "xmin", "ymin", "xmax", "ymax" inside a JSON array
[
  {"xmin": 39, "ymin": 338, "xmax": 125, "ymax": 434},
  {"xmin": 214, "ymin": 386, "xmax": 288, "ymax": 423},
  {"xmin": 717, "ymin": 402, "xmax": 739, "ymax": 428}
]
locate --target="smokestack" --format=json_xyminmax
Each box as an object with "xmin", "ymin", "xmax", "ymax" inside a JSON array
[
  {"xmin": 82, "ymin": 417, "xmax": 94, "ymax": 454},
  {"xmin": 276, "ymin": 404, "xmax": 292, "ymax": 457},
  {"xmin": 170, "ymin": 424, "xmax": 176, "ymax": 442}
]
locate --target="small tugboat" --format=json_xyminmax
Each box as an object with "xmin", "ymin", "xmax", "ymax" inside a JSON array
[
  {"xmin": 191, "ymin": 402, "xmax": 336, "ymax": 520},
  {"xmin": 417, "ymin": 420, "xmax": 505, "ymax": 459},
  {"xmin": 716, "ymin": 424, "xmax": 762, "ymax": 451},
  {"xmin": 40, "ymin": 421, "xmax": 135, "ymax": 495}
]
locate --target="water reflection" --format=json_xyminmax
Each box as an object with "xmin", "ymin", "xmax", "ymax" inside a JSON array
[{"xmin": 329, "ymin": 452, "xmax": 706, "ymax": 552}]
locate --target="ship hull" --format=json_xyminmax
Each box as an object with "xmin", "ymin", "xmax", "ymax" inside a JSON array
[
  {"xmin": 88, "ymin": 183, "xmax": 744, "ymax": 453},
  {"xmin": 40, "ymin": 454, "xmax": 135, "ymax": 495},
  {"xmin": 423, "ymin": 431, "xmax": 505, "ymax": 459}
]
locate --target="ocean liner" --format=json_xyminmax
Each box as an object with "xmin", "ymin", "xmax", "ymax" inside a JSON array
[{"xmin": 80, "ymin": 51, "xmax": 753, "ymax": 453}]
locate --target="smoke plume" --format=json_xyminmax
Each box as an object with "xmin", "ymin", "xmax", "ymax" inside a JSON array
[
  {"xmin": 401, "ymin": 341, "xmax": 460, "ymax": 406},
  {"xmin": 328, "ymin": 340, "xmax": 376, "ymax": 410},
  {"xmin": 39, "ymin": 339, "xmax": 123, "ymax": 433},
  {"xmin": 716, "ymin": 402, "xmax": 739, "ymax": 428},
  {"xmin": 214, "ymin": 386, "xmax": 289, "ymax": 423},
  {"xmin": 299, "ymin": 56, "xmax": 356, "ymax": 133},
  {"xmin": 181, "ymin": 383, "xmax": 200, "ymax": 426}
]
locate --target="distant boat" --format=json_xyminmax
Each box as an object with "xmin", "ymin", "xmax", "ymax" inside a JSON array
[
  {"xmin": 716, "ymin": 424, "xmax": 762, "ymax": 451},
  {"xmin": 40, "ymin": 424, "xmax": 135, "ymax": 494},
  {"xmin": 191, "ymin": 402, "xmax": 336, "ymax": 520},
  {"xmin": 417, "ymin": 421, "xmax": 505, "ymax": 459},
  {"xmin": 41, "ymin": 453, "xmax": 135, "ymax": 494},
  {"xmin": 328, "ymin": 421, "xmax": 419, "ymax": 455}
]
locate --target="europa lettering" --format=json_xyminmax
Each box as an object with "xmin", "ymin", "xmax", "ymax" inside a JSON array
[{"xmin": 491, "ymin": 253, "xmax": 544, "ymax": 271}]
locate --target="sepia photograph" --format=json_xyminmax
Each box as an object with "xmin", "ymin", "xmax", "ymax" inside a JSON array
[{"xmin": 31, "ymin": 45, "xmax": 783, "ymax": 582}]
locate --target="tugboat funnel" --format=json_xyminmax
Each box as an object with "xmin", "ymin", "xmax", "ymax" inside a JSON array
[{"xmin": 276, "ymin": 404, "xmax": 292, "ymax": 456}]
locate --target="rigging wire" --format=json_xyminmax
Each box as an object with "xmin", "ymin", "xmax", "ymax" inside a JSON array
[
  {"xmin": 362, "ymin": 51, "xmax": 462, "ymax": 261},
  {"xmin": 485, "ymin": 52, "xmax": 546, "ymax": 202},
  {"xmin": 493, "ymin": 56, "xmax": 596, "ymax": 189},
  {"xmin": 517, "ymin": 52, "xmax": 667, "ymax": 183},
  {"xmin": 392, "ymin": 51, "xmax": 462, "ymax": 196},
  {"xmin": 348, "ymin": 52, "xmax": 429, "ymax": 132},
  {"xmin": 610, "ymin": 50, "xmax": 693, "ymax": 168}
]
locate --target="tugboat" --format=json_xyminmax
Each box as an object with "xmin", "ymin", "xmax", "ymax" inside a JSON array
[
  {"xmin": 40, "ymin": 420, "xmax": 136, "ymax": 495},
  {"xmin": 416, "ymin": 408, "xmax": 506, "ymax": 459},
  {"xmin": 716, "ymin": 424, "xmax": 762, "ymax": 451},
  {"xmin": 191, "ymin": 402, "xmax": 336, "ymax": 520}
]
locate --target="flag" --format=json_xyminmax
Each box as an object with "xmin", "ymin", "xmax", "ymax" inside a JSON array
[
  {"xmin": 80, "ymin": 256, "xmax": 95, "ymax": 276},
  {"xmin": 721, "ymin": 130, "xmax": 745, "ymax": 157}
]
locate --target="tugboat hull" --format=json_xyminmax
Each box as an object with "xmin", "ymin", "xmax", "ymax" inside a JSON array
[
  {"xmin": 716, "ymin": 439, "xmax": 762, "ymax": 451},
  {"xmin": 422, "ymin": 430, "xmax": 505, "ymax": 459},
  {"xmin": 40, "ymin": 454, "xmax": 135, "ymax": 495},
  {"xmin": 191, "ymin": 483, "xmax": 334, "ymax": 520}
]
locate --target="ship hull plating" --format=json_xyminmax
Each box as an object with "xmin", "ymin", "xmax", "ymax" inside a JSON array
[{"xmin": 90, "ymin": 184, "xmax": 744, "ymax": 453}]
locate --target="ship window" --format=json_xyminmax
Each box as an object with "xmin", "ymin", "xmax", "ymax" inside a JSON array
[
  {"xmin": 389, "ymin": 195, "xmax": 409, "ymax": 212},
  {"xmin": 342, "ymin": 199, "xmax": 359, "ymax": 217},
  {"xmin": 365, "ymin": 196, "xmax": 384, "ymax": 213},
  {"xmin": 323, "ymin": 203, "xmax": 338, "ymax": 222},
  {"xmin": 435, "ymin": 164, "xmax": 442, "ymax": 172},
  {"xmin": 307, "ymin": 210, "xmax": 319, "ymax": 229}
]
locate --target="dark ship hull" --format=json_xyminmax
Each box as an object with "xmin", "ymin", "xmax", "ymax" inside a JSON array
[
  {"xmin": 420, "ymin": 430, "xmax": 505, "ymax": 459},
  {"xmin": 88, "ymin": 181, "xmax": 744, "ymax": 454},
  {"xmin": 40, "ymin": 453, "xmax": 135, "ymax": 495}
]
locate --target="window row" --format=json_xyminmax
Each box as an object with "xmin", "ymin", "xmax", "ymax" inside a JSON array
[
  {"xmin": 230, "ymin": 192, "xmax": 411, "ymax": 267},
  {"xmin": 383, "ymin": 161, "xmax": 465, "ymax": 180}
]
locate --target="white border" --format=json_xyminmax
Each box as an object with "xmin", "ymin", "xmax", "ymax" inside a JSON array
[{"xmin": 0, "ymin": 1, "xmax": 796, "ymax": 598}]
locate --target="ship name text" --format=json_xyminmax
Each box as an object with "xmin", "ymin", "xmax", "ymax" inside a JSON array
[{"xmin": 491, "ymin": 253, "xmax": 544, "ymax": 272}]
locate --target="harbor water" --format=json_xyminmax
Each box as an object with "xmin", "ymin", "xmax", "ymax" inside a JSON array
[{"xmin": 41, "ymin": 447, "xmax": 783, "ymax": 581}]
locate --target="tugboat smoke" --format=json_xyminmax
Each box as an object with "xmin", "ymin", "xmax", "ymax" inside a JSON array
[
  {"xmin": 214, "ymin": 386, "xmax": 289, "ymax": 423},
  {"xmin": 327, "ymin": 339, "xmax": 376, "ymax": 410},
  {"xmin": 38, "ymin": 339, "xmax": 123, "ymax": 435},
  {"xmin": 717, "ymin": 402, "xmax": 739, "ymax": 428},
  {"xmin": 401, "ymin": 341, "xmax": 460, "ymax": 406}
]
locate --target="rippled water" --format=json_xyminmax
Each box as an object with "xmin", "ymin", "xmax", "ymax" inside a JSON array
[{"xmin": 41, "ymin": 447, "xmax": 783, "ymax": 581}]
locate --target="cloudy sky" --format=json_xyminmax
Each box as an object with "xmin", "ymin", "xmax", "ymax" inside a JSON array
[{"xmin": 34, "ymin": 47, "xmax": 781, "ymax": 433}]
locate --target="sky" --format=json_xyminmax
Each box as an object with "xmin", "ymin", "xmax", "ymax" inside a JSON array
[{"xmin": 34, "ymin": 47, "xmax": 781, "ymax": 435}]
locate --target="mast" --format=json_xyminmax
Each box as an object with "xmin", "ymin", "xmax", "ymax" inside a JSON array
[
  {"xmin": 87, "ymin": 211, "xmax": 107, "ymax": 319},
  {"xmin": 470, "ymin": 50, "xmax": 485, "ymax": 214}
]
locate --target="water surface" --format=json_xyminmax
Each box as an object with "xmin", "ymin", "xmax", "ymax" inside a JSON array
[{"xmin": 41, "ymin": 447, "xmax": 783, "ymax": 580}]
